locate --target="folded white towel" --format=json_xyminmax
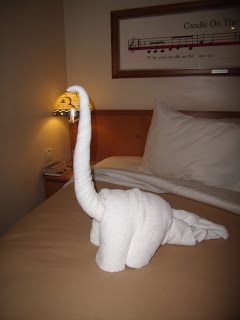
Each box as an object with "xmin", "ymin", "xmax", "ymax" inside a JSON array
[
  {"xmin": 163, "ymin": 209, "xmax": 228, "ymax": 245},
  {"xmin": 67, "ymin": 85, "xmax": 229, "ymax": 273}
]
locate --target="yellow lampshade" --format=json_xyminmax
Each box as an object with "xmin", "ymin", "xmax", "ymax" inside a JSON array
[{"xmin": 53, "ymin": 91, "xmax": 93, "ymax": 122}]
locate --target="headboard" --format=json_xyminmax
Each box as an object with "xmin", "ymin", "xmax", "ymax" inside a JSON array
[{"xmin": 69, "ymin": 109, "xmax": 240, "ymax": 163}]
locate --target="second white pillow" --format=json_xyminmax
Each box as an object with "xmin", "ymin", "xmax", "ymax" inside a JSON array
[{"xmin": 141, "ymin": 103, "xmax": 240, "ymax": 191}]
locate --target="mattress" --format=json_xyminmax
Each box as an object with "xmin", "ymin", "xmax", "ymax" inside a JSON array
[{"xmin": 0, "ymin": 181, "xmax": 239, "ymax": 320}]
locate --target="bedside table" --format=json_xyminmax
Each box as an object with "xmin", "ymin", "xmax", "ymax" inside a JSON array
[{"xmin": 43, "ymin": 169, "xmax": 73, "ymax": 198}]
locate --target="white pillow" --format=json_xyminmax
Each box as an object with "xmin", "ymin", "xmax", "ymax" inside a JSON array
[{"xmin": 141, "ymin": 103, "xmax": 240, "ymax": 191}]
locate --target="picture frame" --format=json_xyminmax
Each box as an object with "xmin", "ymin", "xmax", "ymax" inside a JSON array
[{"xmin": 111, "ymin": 0, "xmax": 240, "ymax": 78}]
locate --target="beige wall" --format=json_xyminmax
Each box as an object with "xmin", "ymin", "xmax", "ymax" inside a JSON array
[
  {"xmin": 0, "ymin": 1, "xmax": 70, "ymax": 234},
  {"xmin": 1, "ymin": 0, "xmax": 239, "ymax": 234},
  {"xmin": 64, "ymin": 0, "xmax": 240, "ymax": 110}
]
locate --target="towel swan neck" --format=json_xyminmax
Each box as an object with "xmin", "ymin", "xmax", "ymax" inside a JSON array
[{"xmin": 67, "ymin": 85, "xmax": 104, "ymax": 220}]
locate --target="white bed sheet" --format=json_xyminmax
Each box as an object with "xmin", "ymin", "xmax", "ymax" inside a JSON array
[{"xmin": 92, "ymin": 156, "xmax": 240, "ymax": 215}]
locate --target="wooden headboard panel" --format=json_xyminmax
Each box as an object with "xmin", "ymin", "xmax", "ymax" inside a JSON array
[{"xmin": 69, "ymin": 110, "xmax": 240, "ymax": 163}]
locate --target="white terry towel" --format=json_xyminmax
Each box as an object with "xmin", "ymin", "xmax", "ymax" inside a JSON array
[
  {"xmin": 67, "ymin": 85, "xmax": 229, "ymax": 273},
  {"xmin": 162, "ymin": 209, "xmax": 228, "ymax": 245}
]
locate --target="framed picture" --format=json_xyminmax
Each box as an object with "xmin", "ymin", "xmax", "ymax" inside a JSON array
[{"xmin": 111, "ymin": 0, "xmax": 240, "ymax": 78}]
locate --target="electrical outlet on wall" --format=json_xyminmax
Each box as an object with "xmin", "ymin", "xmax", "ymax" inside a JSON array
[{"xmin": 45, "ymin": 147, "xmax": 53, "ymax": 163}]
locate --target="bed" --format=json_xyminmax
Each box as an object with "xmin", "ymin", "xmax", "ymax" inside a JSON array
[{"xmin": 1, "ymin": 105, "xmax": 240, "ymax": 320}]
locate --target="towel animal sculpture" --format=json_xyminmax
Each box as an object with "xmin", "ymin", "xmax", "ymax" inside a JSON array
[{"xmin": 67, "ymin": 85, "xmax": 229, "ymax": 273}]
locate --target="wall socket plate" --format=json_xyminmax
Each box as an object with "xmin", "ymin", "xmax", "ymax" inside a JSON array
[{"xmin": 45, "ymin": 147, "xmax": 53, "ymax": 163}]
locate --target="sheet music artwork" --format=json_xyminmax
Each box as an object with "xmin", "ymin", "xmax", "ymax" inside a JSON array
[{"xmin": 119, "ymin": 6, "xmax": 240, "ymax": 70}]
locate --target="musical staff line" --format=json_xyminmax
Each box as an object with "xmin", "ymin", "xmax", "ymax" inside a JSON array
[{"xmin": 128, "ymin": 32, "xmax": 240, "ymax": 52}]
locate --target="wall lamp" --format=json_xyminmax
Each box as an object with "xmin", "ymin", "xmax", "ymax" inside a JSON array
[{"xmin": 53, "ymin": 91, "xmax": 93, "ymax": 123}]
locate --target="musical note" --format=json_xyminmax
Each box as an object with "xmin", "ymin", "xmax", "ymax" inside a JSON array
[
  {"xmin": 171, "ymin": 35, "xmax": 194, "ymax": 50},
  {"xmin": 149, "ymin": 41, "xmax": 165, "ymax": 46}
]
